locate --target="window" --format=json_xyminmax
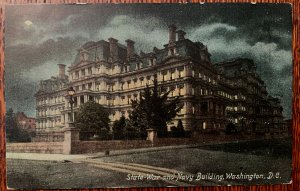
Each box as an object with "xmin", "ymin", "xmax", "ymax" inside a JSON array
[
  {"xmin": 111, "ymin": 83, "xmax": 115, "ymax": 91},
  {"xmin": 89, "ymin": 96, "xmax": 94, "ymax": 101},
  {"xmin": 127, "ymin": 81, "xmax": 131, "ymax": 89},
  {"xmin": 178, "ymin": 85, "xmax": 184, "ymax": 96},
  {"xmin": 127, "ymin": 96, "xmax": 131, "ymax": 104},
  {"xmin": 112, "ymin": 98, "xmax": 115, "ymax": 106},
  {"xmin": 170, "ymin": 86, "xmax": 176, "ymax": 96},
  {"xmin": 74, "ymin": 97, "xmax": 77, "ymax": 107},
  {"xmin": 133, "ymin": 79, "xmax": 137, "ymax": 87},
  {"xmin": 81, "ymin": 69, "xmax": 85, "ymax": 76},
  {"xmin": 201, "ymin": 102, "xmax": 208, "ymax": 114},
  {"xmin": 88, "ymin": 67, "xmax": 92, "ymax": 75},
  {"xmin": 169, "ymin": 48, "xmax": 175, "ymax": 55},
  {"xmin": 147, "ymin": 76, "xmax": 151, "ymax": 85},
  {"xmin": 121, "ymin": 82, "xmax": 124, "ymax": 90},
  {"xmin": 171, "ymin": 71, "xmax": 175, "ymax": 80},
  {"xmin": 203, "ymin": 122, "xmax": 206, "ymax": 130}
]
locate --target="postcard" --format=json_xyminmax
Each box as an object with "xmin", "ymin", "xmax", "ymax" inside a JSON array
[{"xmin": 4, "ymin": 3, "xmax": 292, "ymax": 189}]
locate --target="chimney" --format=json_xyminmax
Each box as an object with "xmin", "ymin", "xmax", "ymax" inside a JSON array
[
  {"xmin": 126, "ymin": 39, "xmax": 135, "ymax": 58},
  {"xmin": 58, "ymin": 64, "xmax": 66, "ymax": 79},
  {"xmin": 108, "ymin": 37, "xmax": 118, "ymax": 61},
  {"xmin": 168, "ymin": 24, "xmax": 177, "ymax": 44},
  {"xmin": 177, "ymin": 30, "xmax": 186, "ymax": 41}
]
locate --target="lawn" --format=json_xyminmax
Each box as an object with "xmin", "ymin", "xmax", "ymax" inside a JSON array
[{"xmin": 100, "ymin": 138, "xmax": 292, "ymax": 185}]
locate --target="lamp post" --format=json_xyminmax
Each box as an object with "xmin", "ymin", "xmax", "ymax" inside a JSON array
[
  {"xmin": 63, "ymin": 86, "xmax": 79, "ymax": 154},
  {"xmin": 68, "ymin": 87, "xmax": 75, "ymax": 123}
]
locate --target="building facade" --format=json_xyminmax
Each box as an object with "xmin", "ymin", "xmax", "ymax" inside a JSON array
[
  {"xmin": 16, "ymin": 112, "xmax": 36, "ymax": 132},
  {"xmin": 35, "ymin": 25, "xmax": 288, "ymax": 137}
]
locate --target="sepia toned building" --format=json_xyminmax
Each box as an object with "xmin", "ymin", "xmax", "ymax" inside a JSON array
[
  {"xmin": 215, "ymin": 58, "xmax": 286, "ymax": 134},
  {"xmin": 34, "ymin": 25, "xmax": 288, "ymax": 140},
  {"xmin": 16, "ymin": 112, "xmax": 36, "ymax": 131}
]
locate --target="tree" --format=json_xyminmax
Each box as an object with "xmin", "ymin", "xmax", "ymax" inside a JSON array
[
  {"xmin": 169, "ymin": 119, "xmax": 185, "ymax": 137},
  {"xmin": 75, "ymin": 101, "xmax": 110, "ymax": 140},
  {"xmin": 225, "ymin": 122, "xmax": 236, "ymax": 135},
  {"xmin": 6, "ymin": 108, "xmax": 31, "ymax": 142},
  {"xmin": 112, "ymin": 115, "xmax": 126, "ymax": 139},
  {"xmin": 177, "ymin": 119, "xmax": 185, "ymax": 136},
  {"xmin": 128, "ymin": 79, "xmax": 183, "ymax": 137}
]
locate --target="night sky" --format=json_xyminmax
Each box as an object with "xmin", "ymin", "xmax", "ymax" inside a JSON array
[{"xmin": 4, "ymin": 4, "xmax": 292, "ymax": 118}]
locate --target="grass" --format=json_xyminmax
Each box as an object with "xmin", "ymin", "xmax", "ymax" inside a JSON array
[
  {"xmin": 7, "ymin": 138, "xmax": 292, "ymax": 188},
  {"xmin": 198, "ymin": 138, "xmax": 292, "ymax": 158},
  {"xmin": 100, "ymin": 138, "xmax": 292, "ymax": 185}
]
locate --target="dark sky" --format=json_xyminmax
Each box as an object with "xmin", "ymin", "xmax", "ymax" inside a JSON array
[{"xmin": 4, "ymin": 3, "xmax": 292, "ymax": 118}]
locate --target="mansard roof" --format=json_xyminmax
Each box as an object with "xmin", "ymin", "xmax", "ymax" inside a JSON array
[{"xmin": 214, "ymin": 58, "xmax": 257, "ymax": 77}]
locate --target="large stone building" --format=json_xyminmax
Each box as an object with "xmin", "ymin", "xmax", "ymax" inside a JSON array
[{"xmin": 34, "ymin": 25, "xmax": 288, "ymax": 140}]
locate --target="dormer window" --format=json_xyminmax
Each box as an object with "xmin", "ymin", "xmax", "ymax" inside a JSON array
[
  {"xmin": 80, "ymin": 49, "xmax": 89, "ymax": 61},
  {"xmin": 168, "ymin": 48, "xmax": 175, "ymax": 56},
  {"xmin": 149, "ymin": 58, "xmax": 156, "ymax": 66},
  {"xmin": 136, "ymin": 62, "xmax": 141, "ymax": 70}
]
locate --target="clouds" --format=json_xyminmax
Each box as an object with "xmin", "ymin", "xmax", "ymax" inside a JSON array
[
  {"xmin": 96, "ymin": 15, "xmax": 168, "ymax": 52},
  {"xmin": 187, "ymin": 22, "xmax": 292, "ymax": 117},
  {"xmin": 4, "ymin": 4, "xmax": 292, "ymax": 118}
]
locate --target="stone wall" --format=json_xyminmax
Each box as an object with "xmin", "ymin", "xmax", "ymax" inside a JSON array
[
  {"xmin": 6, "ymin": 138, "xmax": 194, "ymax": 154},
  {"xmin": 72, "ymin": 140, "xmax": 153, "ymax": 154},
  {"xmin": 32, "ymin": 131, "xmax": 64, "ymax": 142},
  {"xmin": 6, "ymin": 142, "xmax": 63, "ymax": 154},
  {"xmin": 6, "ymin": 135, "xmax": 264, "ymax": 154},
  {"xmin": 71, "ymin": 138, "xmax": 198, "ymax": 154}
]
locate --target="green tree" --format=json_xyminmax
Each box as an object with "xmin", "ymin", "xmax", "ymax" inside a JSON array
[
  {"xmin": 75, "ymin": 101, "xmax": 110, "ymax": 140},
  {"xmin": 128, "ymin": 79, "xmax": 183, "ymax": 137},
  {"xmin": 6, "ymin": 108, "xmax": 31, "ymax": 142}
]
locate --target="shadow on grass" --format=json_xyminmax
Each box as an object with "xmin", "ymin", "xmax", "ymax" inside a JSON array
[{"xmin": 198, "ymin": 138, "xmax": 292, "ymax": 159}]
